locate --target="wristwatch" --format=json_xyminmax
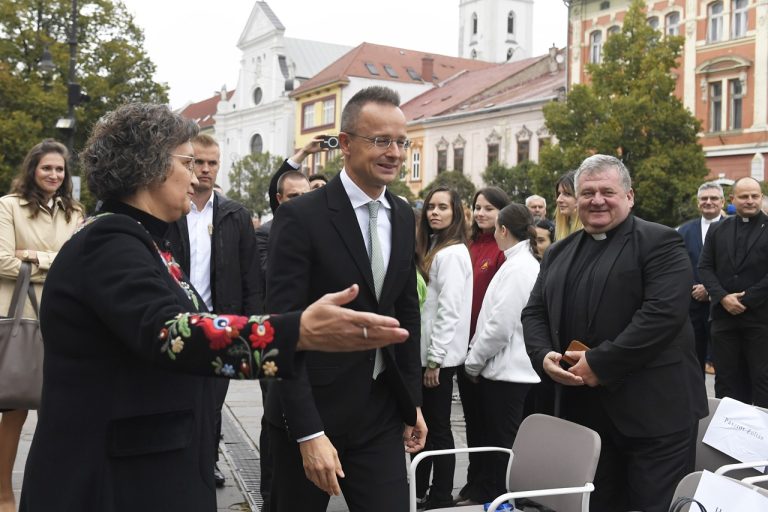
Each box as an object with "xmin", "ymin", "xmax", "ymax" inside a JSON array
[
  {"xmin": 22, "ymin": 250, "xmax": 29, "ymax": 261},
  {"xmin": 427, "ymin": 361, "xmax": 439, "ymax": 370}
]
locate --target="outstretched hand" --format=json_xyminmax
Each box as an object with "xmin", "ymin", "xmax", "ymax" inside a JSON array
[{"xmin": 297, "ymin": 284, "xmax": 409, "ymax": 352}]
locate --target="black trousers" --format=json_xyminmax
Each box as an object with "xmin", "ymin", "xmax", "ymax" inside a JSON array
[
  {"xmin": 459, "ymin": 377, "xmax": 530, "ymax": 503},
  {"xmin": 712, "ymin": 316, "xmax": 768, "ymax": 407},
  {"xmin": 414, "ymin": 366, "xmax": 457, "ymax": 502},
  {"xmin": 689, "ymin": 301, "xmax": 711, "ymax": 373},
  {"xmin": 562, "ymin": 388, "xmax": 697, "ymax": 512},
  {"xmin": 268, "ymin": 376, "xmax": 408, "ymax": 512},
  {"xmin": 259, "ymin": 379, "xmax": 273, "ymax": 509},
  {"xmin": 213, "ymin": 379, "xmax": 229, "ymax": 462},
  {"xmin": 456, "ymin": 367, "xmax": 483, "ymax": 499}
]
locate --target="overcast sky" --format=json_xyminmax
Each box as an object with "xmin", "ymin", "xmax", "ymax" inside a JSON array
[{"xmin": 120, "ymin": 0, "xmax": 568, "ymax": 108}]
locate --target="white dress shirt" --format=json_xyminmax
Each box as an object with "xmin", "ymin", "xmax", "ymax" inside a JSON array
[
  {"xmin": 701, "ymin": 215, "xmax": 722, "ymax": 245},
  {"xmin": 339, "ymin": 169, "xmax": 392, "ymax": 271},
  {"xmin": 187, "ymin": 193, "xmax": 214, "ymax": 311}
]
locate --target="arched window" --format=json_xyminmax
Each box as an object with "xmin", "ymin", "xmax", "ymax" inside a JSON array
[
  {"xmin": 708, "ymin": 1, "xmax": 724, "ymax": 42},
  {"xmin": 250, "ymin": 134, "xmax": 263, "ymax": 155},
  {"xmin": 472, "ymin": 13, "xmax": 478, "ymax": 35},
  {"xmin": 665, "ymin": 12, "xmax": 680, "ymax": 36},
  {"xmin": 589, "ymin": 31, "xmax": 603, "ymax": 64},
  {"xmin": 506, "ymin": 48, "xmax": 514, "ymax": 61},
  {"xmin": 471, "ymin": 49, "xmax": 478, "ymax": 59},
  {"xmin": 253, "ymin": 87, "xmax": 262, "ymax": 106},
  {"xmin": 647, "ymin": 16, "xmax": 659, "ymax": 31},
  {"xmin": 607, "ymin": 25, "xmax": 621, "ymax": 37},
  {"xmin": 507, "ymin": 11, "xmax": 515, "ymax": 35}
]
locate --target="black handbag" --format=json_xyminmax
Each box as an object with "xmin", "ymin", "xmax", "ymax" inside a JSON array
[
  {"xmin": 668, "ymin": 496, "xmax": 707, "ymax": 512},
  {"xmin": 0, "ymin": 262, "xmax": 43, "ymax": 409}
]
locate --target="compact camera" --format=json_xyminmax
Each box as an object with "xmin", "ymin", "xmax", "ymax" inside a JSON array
[{"xmin": 319, "ymin": 135, "xmax": 340, "ymax": 150}]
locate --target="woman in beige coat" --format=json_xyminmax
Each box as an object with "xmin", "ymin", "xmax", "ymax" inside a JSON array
[{"xmin": 0, "ymin": 139, "xmax": 83, "ymax": 512}]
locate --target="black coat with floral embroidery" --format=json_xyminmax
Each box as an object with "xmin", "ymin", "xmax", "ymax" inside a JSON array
[{"xmin": 20, "ymin": 201, "xmax": 299, "ymax": 512}]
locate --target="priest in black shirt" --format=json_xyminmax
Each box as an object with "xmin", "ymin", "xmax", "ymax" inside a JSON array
[
  {"xmin": 699, "ymin": 176, "xmax": 768, "ymax": 406},
  {"xmin": 522, "ymin": 154, "xmax": 707, "ymax": 512}
]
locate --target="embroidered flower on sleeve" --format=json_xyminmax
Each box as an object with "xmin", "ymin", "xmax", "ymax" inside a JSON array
[
  {"xmin": 196, "ymin": 315, "xmax": 248, "ymax": 350},
  {"xmin": 262, "ymin": 361, "xmax": 278, "ymax": 377},
  {"xmin": 170, "ymin": 337, "xmax": 184, "ymax": 353},
  {"xmin": 221, "ymin": 364, "xmax": 235, "ymax": 377},
  {"xmin": 249, "ymin": 320, "xmax": 275, "ymax": 350}
]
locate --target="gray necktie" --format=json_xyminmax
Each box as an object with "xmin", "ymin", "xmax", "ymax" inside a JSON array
[{"xmin": 367, "ymin": 200, "xmax": 386, "ymax": 378}]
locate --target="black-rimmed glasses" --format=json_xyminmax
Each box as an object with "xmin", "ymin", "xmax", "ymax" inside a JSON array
[{"xmin": 345, "ymin": 132, "xmax": 412, "ymax": 150}]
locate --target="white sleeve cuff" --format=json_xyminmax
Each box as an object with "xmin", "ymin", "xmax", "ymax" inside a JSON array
[{"xmin": 297, "ymin": 431, "xmax": 325, "ymax": 443}]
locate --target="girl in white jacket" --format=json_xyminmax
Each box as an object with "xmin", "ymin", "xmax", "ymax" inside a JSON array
[
  {"xmin": 414, "ymin": 186, "xmax": 473, "ymax": 509},
  {"xmin": 463, "ymin": 203, "xmax": 541, "ymax": 504}
]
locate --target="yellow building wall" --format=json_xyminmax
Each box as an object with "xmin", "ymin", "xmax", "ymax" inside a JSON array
[{"xmin": 292, "ymin": 85, "xmax": 344, "ymax": 172}]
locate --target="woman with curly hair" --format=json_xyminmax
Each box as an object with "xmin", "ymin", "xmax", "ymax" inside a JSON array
[
  {"xmin": 19, "ymin": 104, "xmax": 408, "ymax": 511},
  {"xmin": 414, "ymin": 186, "xmax": 473, "ymax": 509},
  {"xmin": 554, "ymin": 170, "xmax": 583, "ymax": 241},
  {"xmin": 0, "ymin": 139, "xmax": 83, "ymax": 512}
]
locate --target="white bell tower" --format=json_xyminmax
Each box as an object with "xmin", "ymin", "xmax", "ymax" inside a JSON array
[{"xmin": 458, "ymin": 0, "xmax": 534, "ymax": 63}]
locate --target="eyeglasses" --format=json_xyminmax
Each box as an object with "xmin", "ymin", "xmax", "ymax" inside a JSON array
[
  {"xmin": 345, "ymin": 132, "xmax": 412, "ymax": 150},
  {"xmin": 170, "ymin": 154, "xmax": 196, "ymax": 173},
  {"xmin": 699, "ymin": 196, "xmax": 723, "ymax": 202}
]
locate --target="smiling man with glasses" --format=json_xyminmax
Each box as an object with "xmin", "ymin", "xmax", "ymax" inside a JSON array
[
  {"xmin": 265, "ymin": 86, "xmax": 426, "ymax": 512},
  {"xmin": 678, "ymin": 182, "xmax": 725, "ymax": 374}
]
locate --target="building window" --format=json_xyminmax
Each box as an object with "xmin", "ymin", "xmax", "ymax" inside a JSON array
[
  {"xmin": 506, "ymin": 48, "xmax": 514, "ymax": 61},
  {"xmin": 600, "ymin": 1, "xmax": 610, "ymax": 9},
  {"xmin": 729, "ymin": 79, "xmax": 743, "ymax": 130},
  {"xmin": 665, "ymin": 12, "xmax": 680, "ymax": 36},
  {"xmin": 364, "ymin": 62, "xmax": 379, "ymax": 75},
  {"xmin": 406, "ymin": 67, "xmax": 420, "ymax": 80},
  {"xmin": 471, "ymin": 49, "xmax": 478, "ymax": 59},
  {"xmin": 732, "ymin": 0, "xmax": 748, "ymax": 39},
  {"xmin": 322, "ymin": 98, "xmax": 335, "ymax": 126},
  {"xmin": 302, "ymin": 103, "xmax": 314, "ymax": 129},
  {"xmin": 472, "ymin": 13, "xmax": 478, "ymax": 35},
  {"xmin": 708, "ymin": 1, "xmax": 724, "ymax": 42},
  {"xmin": 250, "ymin": 134, "xmax": 263, "ymax": 155},
  {"xmin": 607, "ymin": 25, "xmax": 621, "ymax": 37},
  {"xmin": 517, "ymin": 140, "xmax": 530, "ymax": 163},
  {"xmin": 647, "ymin": 16, "xmax": 659, "ymax": 31},
  {"xmin": 507, "ymin": 11, "xmax": 515, "ymax": 34},
  {"xmin": 589, "ymin": 31, "xmax": 602, "ymax": 64},
  {"xmin": 487, "ymin": 143, "xmax": 499, "ymax": 166},
  {"xmin": 710, "ymin": 82, "xmax": 722, "ymax": 132},
  {"xmin": 437, "ymin": 149, "xmax": 447, "ymax": 173},
  {"xmin": 253, "ymin": 87, "xmax": 263, "ymax": 105},
  {"xmin": 383, "ymin": 64, "xmax": 399, "ymax": 78},
  {"xmin": 412, "ymin": 150, "xmax": 421, "ymax": 180},
  {"xmin": 453, "ymin": 147, "xmax": 464, "ymax": 173}
]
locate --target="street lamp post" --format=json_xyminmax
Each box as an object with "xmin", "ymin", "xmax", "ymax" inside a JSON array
[
  {"xmin": 57, "ymin": 0, "xmax": 87, "ymax": 156},
  {"xmin": 562, "ymin": 1, "xmax": 572, "ymax": 93}
]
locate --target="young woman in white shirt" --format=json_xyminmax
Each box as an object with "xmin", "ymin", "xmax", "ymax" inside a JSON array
[
  {"xmin": 461, "ymin": 203, "xmax": 541, "ymax": 505},
  {"xmin": 414, "ymin": 186, "xmax": 473, "ymax": 509}
]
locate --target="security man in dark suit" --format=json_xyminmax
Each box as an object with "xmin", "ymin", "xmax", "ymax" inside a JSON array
[
  {"xmin": 522, "ymin": 155, "xmax": 708, "ymax": 512},
  {"xmin": 677, "ymin": 182, "xmax": 724, "ymax": 372},
  {"xmin": 699, "ymin": 176, "xmax": 768, "ymax": 406},
  {"xmin": 265, "ymin": 86, "xmax": 426, "ymax": 512}
]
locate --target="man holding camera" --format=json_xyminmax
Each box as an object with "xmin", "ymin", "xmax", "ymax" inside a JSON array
[{"xmin": 522, "ymin": 155, "xmax": 707, "ymax": 512}]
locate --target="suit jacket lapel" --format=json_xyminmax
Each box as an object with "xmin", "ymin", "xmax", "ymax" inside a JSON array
[
  {"xmin": 378, "ymin": 190, "xmax": 407, "ymax": 306},
  {"xmin": 744, "ymin": 212, "xmax": 767, "ymax": 261},
  {"xmin": 693, "ymin": 220, "xmax": 703, "ymax": 255},
  {"xmin": 326, "ymin": 178, "xmax": 377, "ymax": 298},
  {"xmin": 587, "ymin": 216, "xmax": 632, "ymax": 331}
]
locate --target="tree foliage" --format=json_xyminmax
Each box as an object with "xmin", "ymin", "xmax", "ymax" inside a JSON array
[
  {"xmin": 228, "ymin": 152, "xmax": 286, "ymax": 218},
  {"xmin": 482, "ymin": 160, "xmax": 558, "ymax": 205},
  {"xmin": 0, "ymin": 0, "xmax": 168, "ymax": 199},
  {"xmin": 540, "ymin": 0, "xmax": 707, "ymax": 226},
  {"xmin": 420, "ymin": 170, "xmax": 476, "ymax": 205}
]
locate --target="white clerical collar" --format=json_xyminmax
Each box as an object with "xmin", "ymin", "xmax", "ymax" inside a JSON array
[
  {"xmin": 739, "ymin": 215, "xmax": 751, "ymax": 223},
  {"xmin": 591, "ymin": 233, "xmax": 607, "ymax": 241}
]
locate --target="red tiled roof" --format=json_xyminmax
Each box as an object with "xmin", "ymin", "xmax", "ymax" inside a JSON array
[
  {"xmin": 178, "ymin": 90, "xmax": 235, "ymax": 128},
  {"xmin": 403, "ymin": 55, "xmax": 565, "ymax": 122},
  {"xmin": 290, "ymin": 42, "xmax": 495, "ymax": 97}
]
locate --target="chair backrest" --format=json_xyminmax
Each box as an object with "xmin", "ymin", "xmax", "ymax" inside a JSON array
[
  {"xmin": 696, "ymin": 397, "xmax": 768, "ymax": 489},
  {"xmin": 672, "ymin": 471, "xmax": 762, "ymax": 511},
  {"xmin": 508, "ymin": 414, "xmax": 601, "ymax": 512}
]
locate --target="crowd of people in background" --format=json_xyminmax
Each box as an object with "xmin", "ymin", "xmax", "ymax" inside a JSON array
[{"xmin": 0, "ymin": 85, "xmax": 766, "ymax": 512}]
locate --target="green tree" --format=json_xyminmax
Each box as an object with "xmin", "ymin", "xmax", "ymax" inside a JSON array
[
  {"xmin": 482, "ymin": 160, "xmax": 557, "ymax": 204},
  {"xmin": 0, "ymin": 0, "xmax": 168, "ymax": 201},
  {"xmin": 320, "ymin": 154, "xmax": 344, "ymax": 179},
  {"xmin": 228, "ymin": 152, "xmax": 285, "ymax": 218},
  {"xmin": 420, "ymin": 170, "xmax": 476, "ymax": 205},
  {"xmin": 387, "ymin": 171, "xmax": 416, "ymax": 204},
  {"xmin": 540, "ymin": 0, "xmax": 707, "ymax": 226}
]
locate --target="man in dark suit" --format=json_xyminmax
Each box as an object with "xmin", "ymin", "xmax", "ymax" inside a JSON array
[
  {"xmin": 166, "ymin": 134, "xmax": 262, "ymax": 487},
  {"xmin": 522, "ymin": 154, "xmax": 708, "ymax": 512},
  {"xmin": 677, "ymin": 182, "xmax": 724, "ymax": 372},
  {"xmin": 265, "ymin": 86, "xmax": 426, "ymax": 512},
  {"xmin": 699, "ymin": 176, "xmax": 768, "ymax": 406}
]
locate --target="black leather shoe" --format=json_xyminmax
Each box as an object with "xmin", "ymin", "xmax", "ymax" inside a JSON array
[
  {"xmin": 423, "ymin": 496, "xmax": 455, "ymax": 510},
  {"xmin": 214, "ymin": 463, "xmax": 225, "ymax": 487}
]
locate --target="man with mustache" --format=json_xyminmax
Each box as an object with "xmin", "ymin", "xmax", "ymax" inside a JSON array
[{"xmin": 522, "ymin": 154, "xmax": 707, "ymax": 512}]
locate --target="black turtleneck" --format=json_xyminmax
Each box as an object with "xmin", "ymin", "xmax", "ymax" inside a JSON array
[{"xmin": 100, "ymin": 199, "xmax": 173, "ymax": 252}]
